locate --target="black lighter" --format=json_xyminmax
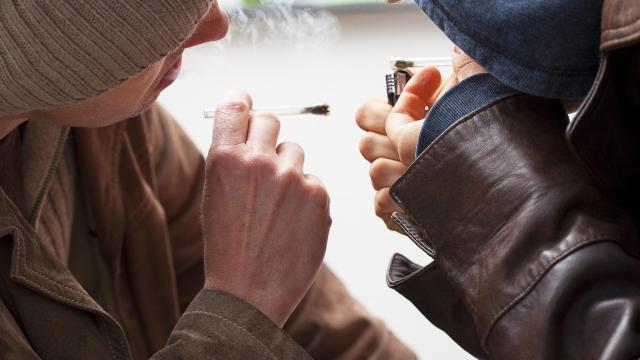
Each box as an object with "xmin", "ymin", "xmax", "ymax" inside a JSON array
[{"xmin": 385, "ymin": 70, "xmax": 411, "ymax": 106}]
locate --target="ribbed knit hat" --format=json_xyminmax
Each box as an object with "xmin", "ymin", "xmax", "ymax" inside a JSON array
[{"xmin": 0, "ymin": 0, "xmax": 214, "ymax": 116}]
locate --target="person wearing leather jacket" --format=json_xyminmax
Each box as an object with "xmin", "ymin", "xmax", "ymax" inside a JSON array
[{"xmin": 356, "ymin": 0, "xmax": 640, "ymax": 358}]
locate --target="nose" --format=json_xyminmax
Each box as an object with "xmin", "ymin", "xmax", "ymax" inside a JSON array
[{"xmin": 182, "ymin": 5, "xmax": 229, "ymax": 49}]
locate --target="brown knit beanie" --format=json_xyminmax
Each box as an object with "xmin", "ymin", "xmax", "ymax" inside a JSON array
[{"xmin": 0, "ymin": 0, "xmax": 214, "ymax": 116}]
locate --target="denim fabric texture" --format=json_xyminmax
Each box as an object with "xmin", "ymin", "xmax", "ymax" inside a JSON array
[
  {"xmin": 417, "ymin": 73, "xmax": 519, "ymax": 155},
  {"xmin": 415, "ymin": 0, "xmax": 603, "ymax": 100}
]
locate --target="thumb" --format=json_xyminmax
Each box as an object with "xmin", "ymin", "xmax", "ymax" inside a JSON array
[
  {"xmin": 386, "ymin": 67, "xmax": 441, "ymax": 147},
  {"xmin": 397, "ymin": 119, "xmax": 425, "ymax": 166},
  {"xmin": 452, "ymin": 46, "xmax": 487, "ymax": 82}
]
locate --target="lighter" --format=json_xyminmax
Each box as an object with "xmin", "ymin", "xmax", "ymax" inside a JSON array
[
  {"xmin": 386, "ymin": 56, "xmax": 452, "ymax": 106},
  {"xmin": 385, "ymin": 70, "xmax": 411, "ymax": 106}
]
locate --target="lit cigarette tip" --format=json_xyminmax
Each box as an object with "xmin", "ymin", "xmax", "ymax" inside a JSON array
[
  {"xmin": 392, "ymin": 59, "xmax": 414, "ymax": 70},
  {"xmin": 390, "ymin": 57, "xmax": 452, "ymax": 70},
  {"xmin": 303, "ymin": 104, "xmax": 330, "ymax": 116}
]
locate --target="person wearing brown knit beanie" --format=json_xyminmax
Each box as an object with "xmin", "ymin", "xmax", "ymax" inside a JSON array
[{"xmin": 0, "ymin": 1, "xmax": 415, "ymax": 359}]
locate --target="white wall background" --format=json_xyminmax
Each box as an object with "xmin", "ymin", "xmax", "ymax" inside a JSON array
[{"xmin": 159, "ymin": 3, "xmax": 473, "ymax": 358}]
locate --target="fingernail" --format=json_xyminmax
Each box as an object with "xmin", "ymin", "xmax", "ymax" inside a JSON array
[{"xmin": 453, "ymin": 46, "xmax": 463, "ymax": 55}]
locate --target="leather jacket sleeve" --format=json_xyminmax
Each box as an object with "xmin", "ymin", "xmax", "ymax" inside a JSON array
[{"xmin": 388, "ymin": 94, "xmax": 640, "ymax": 359}]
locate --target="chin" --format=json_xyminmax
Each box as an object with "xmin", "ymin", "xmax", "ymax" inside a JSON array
[
  {"xmin": 80, "ymin": 102, "xmax": 157, "ymax": 128},
  {"xmin": 107, "ymin": 96, "xmax": 159, "ymax": 125},
  {"xmin": 137, "ymin": 98, "xmax": 158, "ymax": 115},
  {"xmin": 42, "ymin": 86, "xmax": 162, "ymax": 128}
]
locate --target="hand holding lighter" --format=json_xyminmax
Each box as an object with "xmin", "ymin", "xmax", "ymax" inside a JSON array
[{"xmin": 386, "ymin": 57, "xmax": 452, "ymax": 106}]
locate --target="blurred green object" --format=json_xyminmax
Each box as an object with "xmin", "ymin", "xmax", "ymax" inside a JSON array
[
  {"xmin": 241, "ymin": 0, "xmax": 384, "ymax": 7},
  {"xmin": 243, "ymin": 0, "xmax": 261, "ymax": 6},
  {"xmin": 320, "ymin": 0, "xmax": 384, "ymax": 5}
]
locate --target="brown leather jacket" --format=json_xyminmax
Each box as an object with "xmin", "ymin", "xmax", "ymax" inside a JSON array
[
  {"xmin": 386, "ymin": 1, "xmax": 640, "ymax": 359},
  {"xmin": 0, "ymin": 105, "xmax": 415, "ymax": 359}
]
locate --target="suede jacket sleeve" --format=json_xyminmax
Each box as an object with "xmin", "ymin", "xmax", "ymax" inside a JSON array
[
  {"xmin": 152, "ymin": 289, "xmax": 311, "ymax": 360},
  {"xmin": 387, "ymin": 93, "xmax": 640, "ymax": 359}
]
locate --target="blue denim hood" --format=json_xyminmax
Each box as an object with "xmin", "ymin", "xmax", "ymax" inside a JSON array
[{"xmin": 415, "ymin": 0, "xmax": 603, "ymax": 99}]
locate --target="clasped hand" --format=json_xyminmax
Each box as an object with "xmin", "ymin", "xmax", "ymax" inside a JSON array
[{"xmin": 356, "ymin": 47, "xmax": 485, "ymax": 231}]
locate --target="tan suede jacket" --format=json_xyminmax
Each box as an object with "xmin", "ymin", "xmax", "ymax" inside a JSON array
[
  {"xmin": 0, "ymin": 104, "xmax": 415, "ymax": 359},
  {"xmin": 386, "ymin": 0, "xmax": 640, "ymax": 358}
]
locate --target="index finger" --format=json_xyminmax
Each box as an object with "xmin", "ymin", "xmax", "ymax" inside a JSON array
[
  {"xmin": 211, "ymin": 89, "xmax": 253, "ymax": 147},
  {"xmin": 386, "ymin": 67, "xmax": 441, "ymax": 145}
]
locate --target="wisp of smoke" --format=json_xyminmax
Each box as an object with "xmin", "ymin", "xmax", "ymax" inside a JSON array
[{"xmin": 222, "ymin": 2, "xmax": 342, "ymax": 52}]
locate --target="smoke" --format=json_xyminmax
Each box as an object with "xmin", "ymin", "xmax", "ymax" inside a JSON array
[{"xmin": 221, "ymin": 2, "xmax": 342, "ymax": 52}]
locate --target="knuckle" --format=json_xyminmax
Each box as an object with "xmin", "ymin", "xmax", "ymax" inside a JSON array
[
  {"xmin": 278, "ymin": 166, "xmax": 303, "ymax": 185},
  {"xmin": 385, "ymin": 219, "xmax": 397, "ymax": 231},
  {"xmin": 355, "ymin": 104, "xmax": 368, "ymax": 127},
  {"xmin": 369, "ymin": 158, "xmax": 389, "ymax": 180},
  {"xmin": 206, "ymin": 146, "xmax": 242, "ymax": 168},
  {"xmin": 306, "ymin": 182, "xmax": 329, "ymax": 205},
  {"xmin": 242, "ymin": 152, "xmax": 277, "ymax": 176},
  {"xmin": 280, "ymin": 141, "xmax": 304, "ymax": 154},
  {"xmin": 356, "ymin": 106, "xmax": 366, "ymax": 129},
  {"xmin": 374, "ymin": 190, "xmax": 393, "ymax": 217},
  {"xmin": 358, "ymin": 133, "xmax": 375, "ymax": 157},
  {"xmin": 370, "ymin": 177, "xmax": 381, "ymax": 191},
  {"xmin": 248, "ymin": 152, "xmax": 275, "ymax": 169},
  {"xmin": 374, "ymin": 203, "xmax": 387, "ymax": 218},
  {"xmin": 355, "ymin": 100, "xmax": 378, "ymax": 128},
  {"xmin": 215, "ymin": 100, "xmax": 249, "ymax": 116}
]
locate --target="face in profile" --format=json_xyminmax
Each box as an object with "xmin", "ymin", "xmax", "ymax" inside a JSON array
[{"xmin": 30, "ymin": 4, "xmax": 229, "ymax": 128}]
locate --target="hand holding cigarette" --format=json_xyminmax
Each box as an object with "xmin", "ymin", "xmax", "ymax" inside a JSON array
[{"xmin": 202, "ymin": 90, "xmax": 331, "ymax": 327}]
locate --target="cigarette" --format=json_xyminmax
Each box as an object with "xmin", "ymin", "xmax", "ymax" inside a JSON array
[
  {"xmin": 203, "ymin": 104, "xmax": 330, "ymax": 118},
  {"xmin": 390, "ymin": 57, "xmax": 452, "ymax": 70}
]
